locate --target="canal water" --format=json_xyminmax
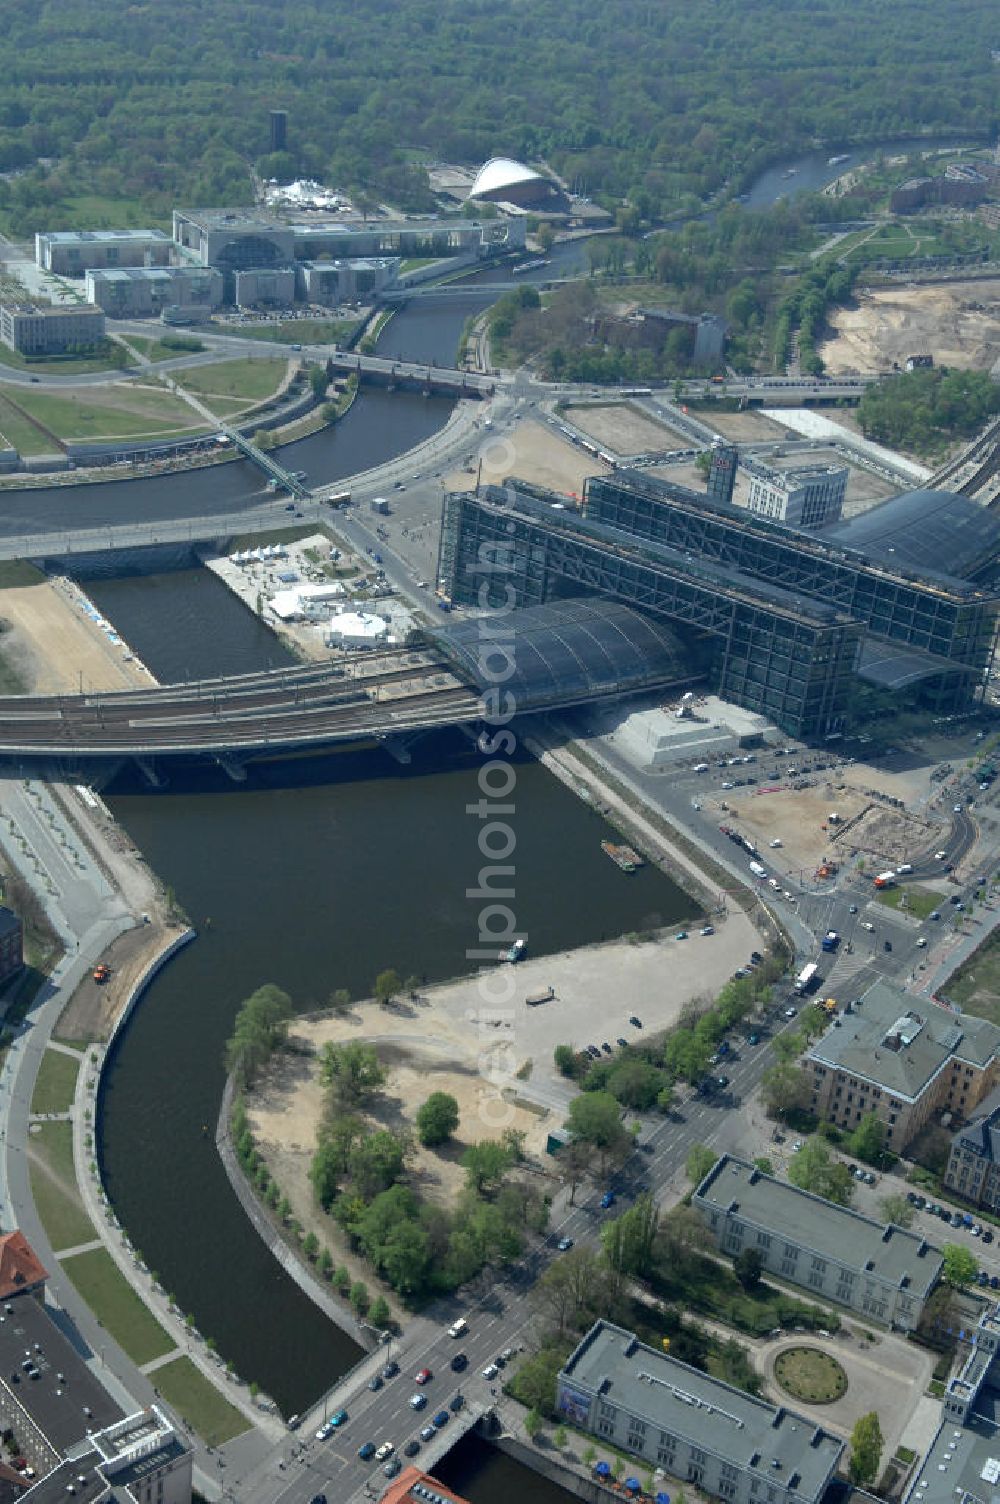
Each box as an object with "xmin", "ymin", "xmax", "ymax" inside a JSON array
[
  {"xmin": 102, "ymin": 727, "xmax": 693, "ymax": 1415},
  {"xmin": 48, "ymin": 130, "xmax": 981, "ymax": 1479}
]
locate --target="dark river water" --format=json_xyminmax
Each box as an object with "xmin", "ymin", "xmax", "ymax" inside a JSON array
[{"xmin": 62, "ymin": 130, "xmax": 976, "ymax": 1488}]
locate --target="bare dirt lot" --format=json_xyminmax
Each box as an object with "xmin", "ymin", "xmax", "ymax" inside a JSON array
[
  {"xmin": 55, "ymin": 922, "xmax": 181, "ymax": 1044},
  {"xmin": 820, "ymin": 278, "xmax": 1000, "ymax": 375},
  {"xmin": 0, "ymin": 579, "xmax": 155, "ymax": 693},
  {"xmin": 445, "ymin": 417, "xmax": 607, "ymax": 498},
  {"xmin": 695, "ymin": 408, "xmax": 790, "ymax": 442},
  {"xmin": 565, "ymin": 402, "xmax": 688, "ymax": 455}
]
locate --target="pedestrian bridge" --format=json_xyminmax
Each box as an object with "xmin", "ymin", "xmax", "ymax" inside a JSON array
[{"xmin": 0, "ymin": 600, "xmax": 695, "ymax": 767}]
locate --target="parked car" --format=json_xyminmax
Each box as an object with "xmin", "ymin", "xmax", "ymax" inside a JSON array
[
  {"xmin": 433, "ymin": 1411, "xmax": 450, "ymax": 1429},
  {"xmin": 557, "ymin": 1236, "xmax": 573, "ymax": 1251},
  {"xmin": 451, "ymin": 1353, "xmax": 467, "ymax": 1372},
  {"xmin": 375, "ymin": 1443, "xmax": 394, "ymax": 1462},
  {"xmin": 404, "ymin": 1440, "xmax": 421, "ymax": 1457},
  {"xmin": 600, "ymin": 1191, "xmax": 615, "ymax": 1209},
  {"xmin": 420, "ymin": 1425, "xmax": 436, "ymax": 1442},
  {"xmin": 330, "ymin": 1409, "xmax": 348, "ymax": 1428},
  {"xmin": 450, "ymin": 1393, "xmax": 465, "ymax": 1412},
  {"xmin": 382, "ymin": 1361, "xmax": 399, "ymax": 1380},
  {"xmin": 410, "ymin": 1394, "xmax": 428, "ymax": 1411},
  {"xmin": 384, "ymin": 1458, "xmax": 402, "ymax": 1479},
  {"xmin": 368, "ymin": 1374, "xmax": 383, "ymax": 1391},
  {"xmin": 482, "ymin": 1364, "xmax": 499, "ymax": 1381},
  {"xmin": 358, "ymin": 1443, "xmax": 376, "ymax": 1461}
]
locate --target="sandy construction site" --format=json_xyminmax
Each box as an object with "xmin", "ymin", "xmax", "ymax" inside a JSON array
[
  {"xmin": 0, "ymin": 578, "xmax": 155, "ymax": 694},
  {"xmin": 820, "ymin": 277, "xmax": 1000, "ymax": 375},
  {"xmin": 446, "ymin": 417, "xmax": 606, "ymax": 498}
]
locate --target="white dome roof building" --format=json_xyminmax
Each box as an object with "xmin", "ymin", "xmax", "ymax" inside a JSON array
[{"xmin": 468, "ymin": 157, "xmax": 567, "ymax": 211}]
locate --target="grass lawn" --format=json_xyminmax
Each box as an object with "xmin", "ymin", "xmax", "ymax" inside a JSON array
[
  {"xmin": 12, "ymin": 388, "xmax": 209, "ymax": 441},
  {"xmin": 649, "ymin": 1242, "xmax": 837, "ymax": 1338},
  {"xmin": 0, "ymin": 341, "xmax": 129, "ymax": 376},
  {"xmin": 31, "ymin": 1119, "xmax": 76, "ymax": 1181},
  {"xmin": 220, "ymin": 317, "xmax": 359, "ymax": 346},
  {"xmin": 876, "ymin": 884, "xmax": 942, "ymax": 921},
  {"xmin": 59, "ymin": 1247, "xmax": 174, "ymax": 1366},
  {"xmin": 945, "ymin": 927, "xmax": 1000, "ymax": 1024},
  {"xmin": 128, "ymin": 336, "xmax": 207, "ymax": 362},
  {"xmin": 0, "ymin": 392, "xmax": 58, "ymax": 455},
  {"xmin": 149, "ymin": 1356, "xmax": 248, "ymax": 1445},
  {"xmin": 774, "ymin": 1345, "xmax": 848, "ymax": 1403},
  {"xmin": 28, "ymin": 1121, "xmax": 94, "ymax": 1251},
  {"xmin": 30, "ymin": 1048, "xmax": 80, "ymax": 1115},
  {"xmin": 174, "ymin": 357, "xmax": 286, "ymax": 402},
  {"xmin": 0, "ymin": 561, "xmax": 45, "ymax": 589},
  {"xmin": 28, "ymin": 1167, "xmax": 95, "ymax": 1251}
]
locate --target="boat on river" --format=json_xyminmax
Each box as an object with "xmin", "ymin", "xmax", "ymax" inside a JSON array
[{"xmin": 601, "ymin": 840, "xmax": 645, "ymax": 872}]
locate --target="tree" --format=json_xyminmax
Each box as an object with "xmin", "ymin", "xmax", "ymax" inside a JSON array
[
  {"xmin": 686, "ymin": 1143, "xmax": 718, "ymax": 1186},
  {"xmin": 603, "ymin": 1193, "xmax": 660, "ymax": 1281},
  {"xmin": 416, "ymin": 1091, "xmax": 460, "ymax": 1147},
  {"xmin": 734, "ymin": 1247, "xmax": 763, "ymax": 1291},
  {"xmin": 524, "ymin": 1407, "xmax": 542, "ymax": 1439},
  {"xmin": 224, "ymin": 984, "xmax": 293, "ymax": 1087},
  {"xmin": 310, "ymin": 1137, "xmax": 342, "ymax": 1210},
  {"xmin": 302, "ymin": 1231, "xmax": 319, "ymax": 1261},
  {"xmin": 554, "ymin": 1044, "xmax": 577, "ymax": 1078},
  {"xmin": 369, "ymin": 1294, "xmax": 391, "ymax": 1328},
  {"xmin": 317, "ymin": 1247, "xmax": 333, "ymax": 1280},
  {"xmin": 849, "ymin": 1411, "xmax": 884, "ymax": 1486},
  {"xmin": 847, "ymin": 1111, "xmax": 887, "ymax": 1166},
  {"xmin": 787, "ymin": 1137, "xmax": 853, "ymax": 1206},
  {"xmin": 942, "ymin": 1243, "xmax": 978, "ymax": 1287},
  {"xmin": 350, "ymin": 1280, "xmax": 370, "ymax": 1314},
  {"xmin": 329, "ymin": 988, "xmax": 351, "ymax": 1014},
  {"xmin": 308, "ymin": 364, "xmax": 328, "ymax": 399},
  {"xmin": 405, "ymin": 974, "xmax": 422, "ymax": 997},
  {"xmin": 348, "ymin": 1129, "xmax": 410, "ymax": 1200},
  {"xmin": 374, "ymin": 968, "xmax": 403, "ymax": 1006},
  {"xmin": 753, "ymin": 1157, "xmax": 774, "ymax": 1175},
  {"xmin": 879, "ymin": 1191, "xmax": 914, "ymax": 1229},
  {"xmin": 760, "ymin": 1061, "xmax": 811, "ymax": 1119},
  {"xmin": 462, "ymin": 1139, "xmax": 514, "ymax": 1195},
  {"xmin": 319, "ymin": 1040, "xmax": 386, "ymax": 1105},
  {"xmin": 531, "ymin": 1246, "xmax": 605, "ymax": 1334},
  {"xmin": 565, "ymin": 1091, "xmax": 631, "ymax": 1174}
]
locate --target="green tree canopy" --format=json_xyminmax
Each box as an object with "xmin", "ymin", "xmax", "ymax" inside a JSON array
[
  {"xmin": 942, "ymin": 1243, "xmax": 978, "ymax": 1287},
  {"xmin": 685, "ymin": 1143, "xmax": 718, "ymax": 1186},
  {"xmin": 849, "ymin": 1412, "xmax": 884, "ymax": 1486},
  {"xmin": 734, "ymin": 1246, "xmax": 763, "ymax": 1291},
  {"xmin": 787, "ymin": 1137, "xmax": 853, "ymax": 1206},
  {"xmin": 224, "ymin": 983, "xmax": 293, "ymax": 1087},
  {"xmin": 416, "ymin": 1091, "xmax": 460, "ymax": 1147},
  {"xmin": 319, "ymin": 1040, "xmax": 386, "ymax": 1106}
]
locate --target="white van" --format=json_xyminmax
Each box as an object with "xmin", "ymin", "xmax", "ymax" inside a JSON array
[
  {"xmin": 693, "ymin": 763, "xmax": 709, "ymax": 773},
  {"xmin": 448, "ymin": 1318, "xmax": 468, "ymax": 1339},
  {"xmin": 896, "ymin": 863, "xmax": 913, "ymax": 875}
]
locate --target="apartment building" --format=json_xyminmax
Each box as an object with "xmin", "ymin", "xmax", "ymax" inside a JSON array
[{"xmin": 943, "ymin": 1086, "xmax": 1000, "ymax": 1211}]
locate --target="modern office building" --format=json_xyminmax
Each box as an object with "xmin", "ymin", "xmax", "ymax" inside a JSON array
[
  {"xmin": 0, "ymin": 303, "xmax": 105, "ymax": 356},
  {"xmin": 232, "ymin": 266, "xmax": 296, "ymax": 308},
  {"xmin": 943, "ymin": 1085, "xmax": 1000, "ymax": 1211},
  {"xmin": 298, "ymin": 256, "xmax": 398, "ymax": 305},
  {"xmin": 557, "ymin": 1321, "xmax": 843, "ymax": 1504},
  {"xmin": 25, "ymin": 1406, "xmax": 192, "ymax": 1504},
  {"xmin": 806, "ymin": 980, "xmax": 1000, "ymax": 1152},
  {"xmin": 85, "ymin": 266, "xmax": 223, "ymax": 317},
  {"xmin": 0, "ymin": 907, "xmax": 23, "ymax": 987},
  {"xmin": 693, "ymin": 1155, "xmax": 942, "ymax": 1329},
  {"xmin": 743, "ymin": 462, "xmax": 847, "ymax": 528},
  {"xmin": 173, "ymin": 208, "xmax": 524, "ymax": 272},
  {"xmin": 35, "ymin": 230, "xmax": 172, "ymax": 275}
]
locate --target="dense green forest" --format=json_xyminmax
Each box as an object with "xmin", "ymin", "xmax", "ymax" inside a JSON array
[
  {"xmin": 857, "ymin": 367, "xmax": 1000, "ymax": 458},
  {"xmin": 0, "ymin": 0, "xmax": 996, "ymax": 235}
]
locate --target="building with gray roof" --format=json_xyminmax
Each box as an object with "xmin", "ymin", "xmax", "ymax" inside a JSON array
[
  {"xmin": 806, "ymin": 980, "xmax": 1000, "ymax": 1152},
  {"xmin": 693, "ymin": 1155, "xmax": 942, "ymax": 1330},
  {"xmin": 944, "ymin": 1085, "xmax": 1000, "ymax": 1212},
  {"xmin": 744, "ymin": 461, "xmax": 847, "ymax": 529},
  {"xmin": 35, "ymin": 230, "xmax": 171, "ymax": 275},
  {"xmin": 557, "ymin": 1320, "xmax": 843, "ymax": 1504},
  {"xmin": 84, "ymin": 266, "xmax": 222, "ymax": 318}
]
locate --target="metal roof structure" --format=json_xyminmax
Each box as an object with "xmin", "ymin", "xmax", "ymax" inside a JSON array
[
  {"xmin": 469, "ymin": 157, "xmax": 543, "ymax": 199},
  {"xmin": 856, "ymin": 637, "xmax": 972, "ymax": 690},
  {"xmin": 432, "ymin": 598, "xmax": 696, "ymax": 710},
  {"xmin": 823, "ymin": 489, "xmax": 1000, "ymax": 584}
]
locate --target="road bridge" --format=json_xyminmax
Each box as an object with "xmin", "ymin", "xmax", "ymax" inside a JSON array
[{"xmin": 327, "ymin": 351, "xmax": 499, "ymax": 395}]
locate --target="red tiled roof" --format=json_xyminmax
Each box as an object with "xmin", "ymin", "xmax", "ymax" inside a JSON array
[
  {"xmin": 0, "ymin": 1231, "xmax": 47, "ymax": 1300},
  {"xmin": 380, "ymin": 1467, "xmax": 471, "ymax": 1504}
]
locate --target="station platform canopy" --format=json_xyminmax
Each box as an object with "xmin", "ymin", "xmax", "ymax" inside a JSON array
[
  {"xmin": 857, "ymin": 636, "xmax": 978, "ymax": 691},
  {"xmin": 823, "ymin": 489, "xmax": 1000, "ymax": 586},
  {"xmin": 432, "ymin": 598, "xmax": 696, "ymax": 711}
]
